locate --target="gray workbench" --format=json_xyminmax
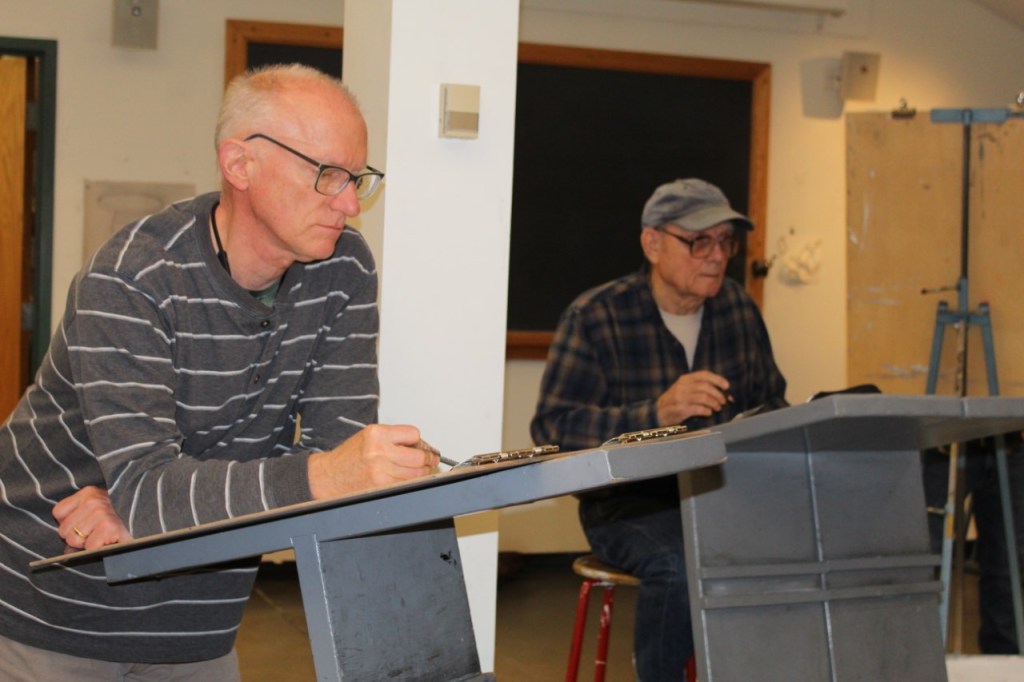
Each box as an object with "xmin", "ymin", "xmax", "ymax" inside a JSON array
[
  {"xmin": 34, "ymin": 428, "xmax": 726, "ymax": 682},
  {"xmin": 682, "ymin": 394, "xmax": 1024, "ymax": 682}
]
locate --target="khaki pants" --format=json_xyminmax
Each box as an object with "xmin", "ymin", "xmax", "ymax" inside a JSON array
[{"xmin": 0, "ymin": 634, "xmax": 241, "ymax": 682}]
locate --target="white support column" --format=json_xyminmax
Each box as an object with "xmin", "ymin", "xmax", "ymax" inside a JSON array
[{"xmin": 343, "ymin": 0, "xmax": 520, "ymax": 670}]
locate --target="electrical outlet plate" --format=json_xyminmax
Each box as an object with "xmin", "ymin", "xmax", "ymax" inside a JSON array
[{"xmin": 439, "ymin": 84, "xmax": 480, "ymax": 139}]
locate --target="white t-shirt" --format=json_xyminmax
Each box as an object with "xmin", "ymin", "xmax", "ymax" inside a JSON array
[{"xmin": 659, "ymin": 305, "xmax": 703, "ymax": 367}]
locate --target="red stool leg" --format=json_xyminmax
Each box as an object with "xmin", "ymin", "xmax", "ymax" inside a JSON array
[
  {"xmin": 593, "ymin": 583, "xmax": 616, "ymax": 682},
  {"xmin": 565, "ymin": 578, "xmax": 595, "ymax": 682}
]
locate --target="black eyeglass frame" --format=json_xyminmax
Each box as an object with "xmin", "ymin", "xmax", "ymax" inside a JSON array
[
  {"xmin": 244, "ymin": 133, "xmax": 384, "ymax": 198},
  {"xmin": 658, "ymin": 227, "xmax": 741, "ymax": 259}
]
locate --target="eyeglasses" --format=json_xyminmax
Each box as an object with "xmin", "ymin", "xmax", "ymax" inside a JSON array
[
  {"xmin": 659, "ymin": 228, "xmax": 740, "ymax": 259},
  {"xmin": 244, "ymin": 133, "xmax": 384, "ymax": 199}
]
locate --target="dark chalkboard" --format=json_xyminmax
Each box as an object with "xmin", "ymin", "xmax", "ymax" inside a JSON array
[
  {"xmin": 507, "ymin": 58, "xmax": 754, "ymax": 335},
  {"xmin": 246, "ymin": 43, "xmax": 342, "ymax": 78},
  {"xmin": 223, "ymin": 19, "xmax": 344, "ymax": 92}
]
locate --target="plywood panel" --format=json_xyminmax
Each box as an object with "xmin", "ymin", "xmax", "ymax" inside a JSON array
[
  {"xmin": 847, "ymin": 112, "xmax": 1024, "ymax": 397},
  {"xmin": 969, "ymin": 119, "xmax": 1024, "ymax": 395},
  {"xmin": 846, "ymin": 112, "xmax": 962, "ymax": 394}
]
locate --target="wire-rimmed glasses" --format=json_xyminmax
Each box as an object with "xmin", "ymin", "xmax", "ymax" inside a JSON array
[
  {"xmin": 244, "ymin": 133, "xmax": 384, "ymax": 199},
  {"xmin": 658, "ymin": 228, "xmax": 740, "ymax": 259}
]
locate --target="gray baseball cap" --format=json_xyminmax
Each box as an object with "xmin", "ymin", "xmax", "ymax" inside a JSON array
[{"xmin": 640, "ymin": 178, "xmax": 753, "ymax": 232}]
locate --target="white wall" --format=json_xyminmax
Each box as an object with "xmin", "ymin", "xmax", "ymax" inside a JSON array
[
  {"xmin": 4, "ymin": 0, "xmax": 1024, "ymax": 551},
  {"xmin": 3, "ymin": 1, "xmax": 352, "ymax": 320},
  {"xmin": 507, "ymin": 0, "xmax": 1024, "ymax": 426}
]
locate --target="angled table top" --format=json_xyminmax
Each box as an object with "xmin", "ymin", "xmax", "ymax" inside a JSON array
[
  {"xmin": 710, "ymin": 394, "xmax": 1024, "ymax": 452},
  {"xmin": 32, "ymin": 427, "xmax": 726, "ymax": 581}
]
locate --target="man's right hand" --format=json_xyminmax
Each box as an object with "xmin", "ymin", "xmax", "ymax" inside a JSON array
[
  {"xmin": 656, "ymin": 370, "xmax": 732, "ymax": 426},
  {"xmin": 307, "ymin": 423, "xmax": 439, "ymax": 500},
  {"xmin": 52, "ymin": 485, "xmax": 132, "ymax": 552}
]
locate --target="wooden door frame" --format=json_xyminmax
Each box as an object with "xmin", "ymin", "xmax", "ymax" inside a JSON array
[{"xmin": 0, "ymin": 37, "xmax": 56, "ymax": 378}]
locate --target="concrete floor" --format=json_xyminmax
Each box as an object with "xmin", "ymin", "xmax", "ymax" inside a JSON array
[{"xmin": 234, "ymin": 554, "xmax": 984, "ymax": 681}]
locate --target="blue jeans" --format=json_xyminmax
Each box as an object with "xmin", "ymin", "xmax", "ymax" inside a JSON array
[
  {"xmin": 922, "ymin": 436, "xmax": 1024, "ymax": 653},
  {"xmin": 579, "ymin": 493, "xmax": 691, "ymax": 682}
]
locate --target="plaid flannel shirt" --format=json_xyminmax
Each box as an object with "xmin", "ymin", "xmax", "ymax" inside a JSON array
[{"xmin": 530, "ymin": 266, "xmax": 787, "ymax": 498}]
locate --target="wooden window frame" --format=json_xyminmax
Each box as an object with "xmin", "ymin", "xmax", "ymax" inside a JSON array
[
  {"xmin": 224, "ymin": 19, "xmax": 343, "ymax": 87},
  {"xmin": 509, "ymin": 44, "xmax": 770, "ymax": 359}
]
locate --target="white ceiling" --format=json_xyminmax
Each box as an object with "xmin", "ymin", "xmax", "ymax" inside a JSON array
[{"xmin": 970, "ymin": 0, "xmax": 1024, "ymax": 28}]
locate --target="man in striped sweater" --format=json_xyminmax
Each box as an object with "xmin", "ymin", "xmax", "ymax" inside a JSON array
[{"xmin": 0, "ymin": 64, "xmax": 437, "ymax": 680}]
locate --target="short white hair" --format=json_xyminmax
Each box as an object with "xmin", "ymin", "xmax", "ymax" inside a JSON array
[{"xmin": 214, "ymin": 63, "xmax": 360, "ymax": 146}]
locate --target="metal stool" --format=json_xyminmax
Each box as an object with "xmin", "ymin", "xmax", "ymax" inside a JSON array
[
  {"xmin": 566, "ymin": 554, "xmax": 696, "ymax": 682},
  {"xmin": 566, "ymin": 554, "xmax": 640, "ymax": 682}
]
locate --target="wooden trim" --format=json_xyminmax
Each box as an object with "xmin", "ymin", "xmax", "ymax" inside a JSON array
[
  {"xmin": 505, "ymin": 331, "xmax": 554, "ymax": 360},
  {"xmin": 517, "ymin": 43, "xmax": 767, "ymax": 82},
  {"xmin": 745, "ymin": 64, "xmax": 772, "ymax": 308},
  {"xmin": 507, "ymin": 44, "xmax": 771, "ymax": 360},
  {"xmin": 224, "ymin": 19, "xmax": 343, "ymax": 87}
]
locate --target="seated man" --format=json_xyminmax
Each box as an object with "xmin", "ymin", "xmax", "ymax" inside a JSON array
[{"xmin": 531, "ymin": 178, "xmax": 788, "ymax": 681}]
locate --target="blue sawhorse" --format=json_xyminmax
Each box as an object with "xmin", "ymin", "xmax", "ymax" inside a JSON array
[
  {"xmin": 926, "ymin": 286, "xmax": 1023, "ymax": 652},
  {"xmin": 927, "ymin": 105, "xmax": 1024, "ymax": 653}
]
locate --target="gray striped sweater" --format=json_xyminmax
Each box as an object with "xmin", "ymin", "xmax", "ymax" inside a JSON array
[{"xmin": 0, "ymin": 192, "xmax": 380, "ymax": 662}]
